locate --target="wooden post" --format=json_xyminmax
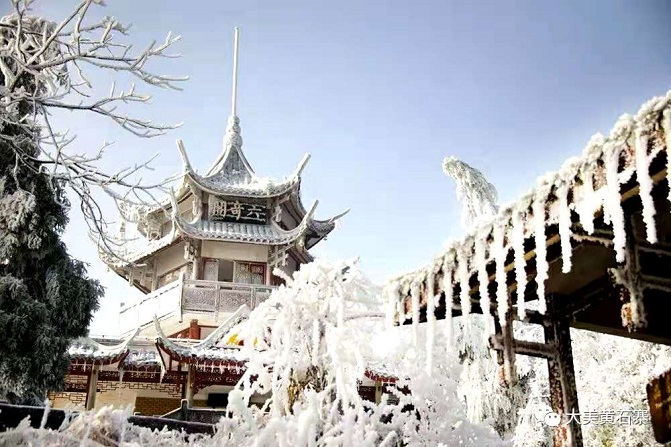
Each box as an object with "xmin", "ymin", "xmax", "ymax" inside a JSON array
[
  {"xmin": 185, "ymin": 365, "xmax": 195, "ymax": 407},
  {"xmin": 545, "ymin": 296, "xmax": 582, "ymax": 447},
  {"xmin": 493, "ymin": 306, "xmax": 517, "ymax": 385},
  {"xmin": 85, "ymin": 364, "xmax": 100, "ymax": 411},
  {"xmin": 374, "ymin": 382, "xmax": 383, "ymax": 404},
  {"xmin": 189, "ymin": 319, "xmax": 201, "ymax": 340}
]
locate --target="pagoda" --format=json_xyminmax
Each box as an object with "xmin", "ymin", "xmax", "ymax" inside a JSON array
[{"xmin": 104, "ymin": 28, "xmax": 348, "ymax": 337}]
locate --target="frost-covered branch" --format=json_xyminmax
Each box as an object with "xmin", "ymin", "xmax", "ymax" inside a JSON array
[
  {"xmin": 0, "ymin": 0, "xmax": 186, "ymax": 264},
  {"xmin": 443, "ymin": 156, "xmax": 499, "ymax": 229}
]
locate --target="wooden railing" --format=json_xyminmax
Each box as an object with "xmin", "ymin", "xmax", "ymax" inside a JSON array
[{"xmin": 181, "ymin": 279, "xmax": 276, "ymax": 319}]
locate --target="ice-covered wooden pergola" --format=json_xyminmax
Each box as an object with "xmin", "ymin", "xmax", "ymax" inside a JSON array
[{"xmin": 386, "ymin": 91, "xmax": 671, "ymax": 447}]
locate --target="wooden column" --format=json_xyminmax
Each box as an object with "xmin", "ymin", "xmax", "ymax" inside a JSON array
[
  {"xmin": 185, "ymin": 364, "xmax": 196, "ymax": 407},
  {"xmin": 545, "ymin": 296, "xmax": 582, "ymax": 447},
  {"xmin": 189, "ymin": 319, "xmax": 201, "ymax": 340},
  {"xmin": 85, "ymin": 364, "xmax": 100, "ymax": 411},
  {"xmin": 493, "ymin": 306, "xmax": 517, "ymax": 385}
]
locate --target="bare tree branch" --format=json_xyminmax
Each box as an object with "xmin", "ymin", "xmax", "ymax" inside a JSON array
[{"xmin": 0, "ymin": 0, "xmax": 188, "ymax": 266}]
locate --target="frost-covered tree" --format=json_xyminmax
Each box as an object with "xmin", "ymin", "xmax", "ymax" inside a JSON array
[
  {"xmin": 213, "ymin": 259, "xmax": 505, "ymax": 446},
  {"xmin": 0, "ymin": 1, "xmax": 183, "ymax": 402},
  {"xmin": 0, "ymin": 117, "xmax": 103, "ymax": 403},
  {"xmin": 442, "ymin": 156, "xmax": 531, "ymax": 438},
  {"xmin": 442, "ymin": 156, "xmax": 498, "ymax": 228}
]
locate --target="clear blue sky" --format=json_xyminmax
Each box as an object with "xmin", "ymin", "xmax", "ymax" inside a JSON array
[{"xmin": 20, "ymin": 1, "xmax": 671, "ymax": 334}]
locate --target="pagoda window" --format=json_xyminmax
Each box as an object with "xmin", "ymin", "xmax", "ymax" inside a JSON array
[
  {"xmin": 202, "ymin": 258, "xmax": 219, "ymax": 282},
  {"xmin": 218, "ymin": 260, "xmax": 234, "ymax": 282},
  {"xmin": 234, "ymin": 262, "xmax": 266, "ymax": 285},
  {"xmin": 198, "ymin": 259, "xmax": 266, "ymax": 285}
]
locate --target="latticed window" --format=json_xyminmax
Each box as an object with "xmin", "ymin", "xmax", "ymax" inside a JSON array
[{"xmin": 235, "ymin": 262, "xmax": 265, "ymax": 285}]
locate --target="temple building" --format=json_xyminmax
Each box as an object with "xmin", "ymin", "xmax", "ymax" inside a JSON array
[{"xmin": 45, "ymin": 29, "xmax": 390, "ymax": 416}]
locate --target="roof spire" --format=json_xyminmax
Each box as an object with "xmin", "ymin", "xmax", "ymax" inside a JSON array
[
  {"xmin": 231, "ymin": 27, "xmax": 240, "ymax": 117},
  {"xmin": 206, "ymin": 27, "xmax": 249, "ymax": 180}
]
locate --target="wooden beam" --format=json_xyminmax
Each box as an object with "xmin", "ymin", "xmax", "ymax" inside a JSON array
[{"xmin": 489, "ymin": 334, "xmax": 556, "ymax": 360}]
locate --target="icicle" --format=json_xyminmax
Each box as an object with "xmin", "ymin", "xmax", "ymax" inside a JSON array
[
  {"xmin": 396, "ymin": 290, "xmax": 405, "ymax": 327},
  {"xmin": 604, "ymin": 142, "xmax": 626, "ymax": 262},
  {"xmin": 411, "ymin": 281, "xmax": 420, "ymax": 346},
  {"xmin": 557, "ymin": 183, "xmax": 573, "ymax": 273},
  {"xmin": 311, "ymin": 319, "xmax": 320, "ymax": 367},
  {"xmin": 576, "ymin": 134, "xmax": 605, "ymax": 234},
  {"xmin": 493, "ymin": 223, "xmax": 509, "ymax": 326},
  {"xmin": 442, "ymin": 257, "xmax": 454, "ymax": 350},
  {"xmin": 575, "ymin": 167, "xmax": 596, "ymax": 234},
  {"xmin": 635, "ymin": 127, "xmax": 657, "ymax": 243},
  {"xmin": 511, "ymin": 209, "xmax": 528, "ymax": 319},
  {"xmin": 532, "ymin": 196, "xmax": 548, "ymax": 314},
  {"xmin": 425, "ymin": 271, "xmax": 435, "ymax": 374},
  {"xmin": 384, "ymin": 284, "xmax": 399, "ymax": 328},
  {"xmin": 664, "ymin": 108, "xmax": 671, "ymax": 204},
  {"xmin": 474, "ymin": 231, "xmax": 490, "ymax": 336},
  {"xmin": 457, "ymin": 242, "xmax": 471, "ymax": 316}
]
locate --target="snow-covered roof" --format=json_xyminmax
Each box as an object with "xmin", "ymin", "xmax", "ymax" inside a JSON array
[
  {"xmin": 364, "ymin": 362, "xmax": 401, "ymax": 385},
  {"xmin": 176, "ymin": 116, "xmax": 309, "ymax": 199},
  {"xmin": 68, "ymin": 329, "xmax": 139, "ymax": 365},
  {"xmin": 115, "ymin": 230, "xmax": 179, "ymax": 266},
  {"xmin": 122, "ymin": 348, "xmax": 162, "ymax": 369},
  {"xmin": 153, "ymin": 308, "xmax": 250, "ymax": 367},
  {"xmin": 387, "ymin": 89, "xmax": 671, "ymax": 327}
]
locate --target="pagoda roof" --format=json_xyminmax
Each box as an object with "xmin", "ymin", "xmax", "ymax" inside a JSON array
[
  {"xmin": 282, "ymin": 185, "xmax": 350, "ymax": 248},
  {"xmin": 176, "ymin": 117, "xmax": 310, "ymax": 199}
]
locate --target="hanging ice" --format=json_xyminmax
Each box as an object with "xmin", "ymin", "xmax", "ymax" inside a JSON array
[
  {"xmin": 603, "ymin": 141, "xmax": 626, "ymax": 263},
  {"xmin": 442, "ymin": 257, "xmax": 454, "ymax": 349},
  {"xmin": 493, "ymin": 223, "xmax": 509, "ymax": 326},
  {"xmin": 384, "ymin": 283, "xmax": 400, "ymax": 328},
  {"xmin": 532, "ymin": 195, "xmax": 548, "ymax": 315},
  {"xmin": 411, "ymin": 281, "xmax": 420, "ymax": 346},
  {"xmin": 557, "ymin": 183, "xmax": 573, "ymax": 274},
  {"xmin": 425, "ymin": 271, "xmax": 435, "ymax": 374},
  {"xmin": 457, "ymin": 242, "xmax": 471, "ymax": 316},
  {"xmin": 511, "ymin": 209, "xmax": 527, "ymax": 319},
  {"xmin": 474, "ymin": 231, "xmax": 491, "ymax": 335},
  {"xmin": 574, "ymin": 135, "xmax": 604, "ymax": 235},
  {"xmin": 634, "ymin": 127, "xmax": 657, "ymax": 243}
]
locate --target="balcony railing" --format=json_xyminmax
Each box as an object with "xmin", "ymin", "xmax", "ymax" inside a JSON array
[
  {"xmin": 118, "ymin": 274, "xmax": 277, "ymax": 336},
  {"xmin": 181, "ymin": 279, "xmax": 276, "ymax": 318}
]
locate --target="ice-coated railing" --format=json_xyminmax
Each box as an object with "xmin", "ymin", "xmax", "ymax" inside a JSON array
[
  {"xmin": 182, "ymin": 279, "xmax": 276, "ymax": 319},
  {"xmin": 118, "ymin": 275, "xmax": 276, "ymax": 335},
  {"xmin": 119, "ymin": 274, "xmax": 184, "ymax": 336}
]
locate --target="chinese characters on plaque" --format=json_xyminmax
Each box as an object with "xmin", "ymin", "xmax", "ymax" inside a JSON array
[{"xmin": 209, "ymin": 197, "xmax": 268, "ymax": 225}]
